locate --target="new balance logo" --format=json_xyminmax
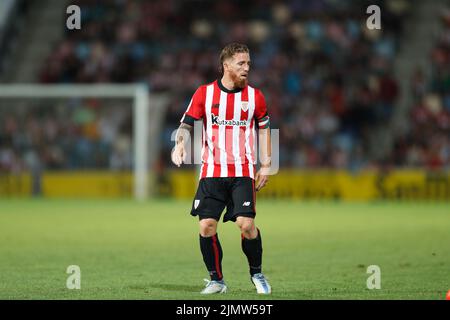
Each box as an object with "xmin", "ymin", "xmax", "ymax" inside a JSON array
[{"xmin": 243, "ymin": 201, "xmax": 251, "ymax": 207}]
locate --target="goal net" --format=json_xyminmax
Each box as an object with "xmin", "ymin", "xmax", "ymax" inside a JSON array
[{"xmin": 0, "ymin": 84, "xmax": 168, "ymax": 200}]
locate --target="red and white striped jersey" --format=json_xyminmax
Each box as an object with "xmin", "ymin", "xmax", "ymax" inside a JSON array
[{"xmin": 180, "ymin": 79, "xmax": 270, "ymax": 180}]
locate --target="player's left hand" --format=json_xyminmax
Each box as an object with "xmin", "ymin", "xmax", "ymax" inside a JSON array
[{"xmin": 255, "ymin": 168, "xmax": 270, "ymax": 191}]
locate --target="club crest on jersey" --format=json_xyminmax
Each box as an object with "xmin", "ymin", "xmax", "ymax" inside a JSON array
[{"xmin": 241, "ymin": 101, "xmax": 249, "ymax": 112}]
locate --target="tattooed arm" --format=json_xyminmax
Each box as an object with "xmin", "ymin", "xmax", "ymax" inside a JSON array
[{"xmin": 171, "ymin": 123, "xmax": 193, "ymax": 167}]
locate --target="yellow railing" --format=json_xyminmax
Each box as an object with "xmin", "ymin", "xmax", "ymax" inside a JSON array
[
  {"xmin": 166, "ymin": 169, "xmax": 450, "ymax": 200},
  {"xmin": 1, "ymin": 169, "xmax": 449, "ymax": 200}
]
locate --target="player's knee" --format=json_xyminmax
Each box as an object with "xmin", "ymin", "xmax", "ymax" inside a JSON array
[
  {"xmin": 239, "ymin": 220, "xmax": 256, "ymax": 237},
  {"xmin": 199, "ymin": 219, "xmax": 217, "ymax": 237}
]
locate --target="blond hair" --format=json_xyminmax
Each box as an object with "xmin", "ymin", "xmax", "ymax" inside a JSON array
[{"xmin": 219, "ymin": 43, "xmax": 249, "ymax": 74}]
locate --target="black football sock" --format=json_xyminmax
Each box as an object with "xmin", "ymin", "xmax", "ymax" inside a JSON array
[
  {"xmin": 199, "ymin": 233, "xmax": 223, "ymax": 281},
  {"xmin": 241, "ymin": 228, "xmax": 263, "ymax": 276}
]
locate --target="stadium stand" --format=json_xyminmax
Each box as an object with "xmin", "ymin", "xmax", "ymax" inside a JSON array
[
  {"xmin": 391, "ymin": 10, "xmax": 450, "ymax": 169},
  {"xmin": 2, "ymin": 0, "xmax": 449, "ymax": 179}
]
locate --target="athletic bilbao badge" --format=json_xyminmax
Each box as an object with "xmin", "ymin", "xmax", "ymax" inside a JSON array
[
  {"xmin": 241, "ymin": 101, "xmax": 249, "ymax": 112},
  {"xmin": 194, "ymin": 199, "xmax": 200, "ymax": 209}
]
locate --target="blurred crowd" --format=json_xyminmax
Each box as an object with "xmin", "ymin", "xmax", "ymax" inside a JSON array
[
  {"xmin": 2, "ymin": 0, "xmax": 449, "ymax": 173},
  {"xmin": 391, "ymin": 12, "xmax": 450, "ymax": 169},
  {"xmin": 0, "ymin": 99, "xmax": 132, "ymax": 173}
]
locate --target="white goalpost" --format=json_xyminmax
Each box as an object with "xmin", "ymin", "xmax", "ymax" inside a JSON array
[{"xmin": 0, "ymin": 84, "xmax": 164, "ymax": 200}]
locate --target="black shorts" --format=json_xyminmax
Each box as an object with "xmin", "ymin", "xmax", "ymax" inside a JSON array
[{"xmin": 190, "ymin": 177, "xmax": 256, "ymax": 223}]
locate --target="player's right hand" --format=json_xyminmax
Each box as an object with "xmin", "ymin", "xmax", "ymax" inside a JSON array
[{"xmin": 171, "ymin": 144, "xmax": 186, "ymax": 167}]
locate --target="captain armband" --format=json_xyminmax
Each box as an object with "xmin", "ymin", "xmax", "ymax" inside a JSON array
[{"xmin": 257, "ymin": 115, "xmax": 270, "ymax": 129}]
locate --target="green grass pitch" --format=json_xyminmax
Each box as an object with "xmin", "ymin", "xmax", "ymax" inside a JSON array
[{"xmin": 0, "ymin": 199, "xmax": 449, "ymax": 300}]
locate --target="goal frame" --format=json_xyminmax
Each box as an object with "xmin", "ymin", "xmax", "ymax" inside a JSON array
[{"xmin": 0, "ymin": 84, "xmax": 150, "ymax": 200}]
